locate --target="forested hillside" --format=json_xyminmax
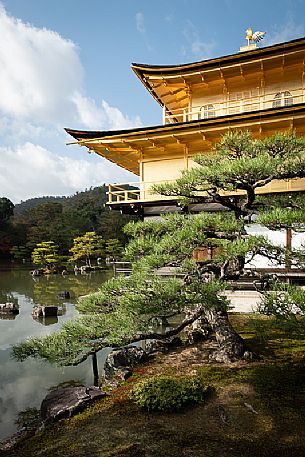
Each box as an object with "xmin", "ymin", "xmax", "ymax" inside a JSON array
[
  {"xmin": 14, "ymin": 196, "xmax": 67, "ymax": 215},
  {"xmin": 0, "ymin": 186, "xmax": 137, "ymax": 259},
  {"xmin": 14, "ymin": 186, "xmax": 107, "ymax": 215}
]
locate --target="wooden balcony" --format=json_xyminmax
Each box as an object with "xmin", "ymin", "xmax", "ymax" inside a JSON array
[
  {"xmin": 163, "ymin": 88, "xmax": 304, "ymax": 124},
  {"xmin": 108, "ymin": 181, "xmax": 176, "ymax": 204},
  {"xmin": 108, "ymin": 176, "xmax": 305, "ymax": 206},
  {"xmin": 108, "ymin": 183, "xmax": 140, "ymax": 203}
]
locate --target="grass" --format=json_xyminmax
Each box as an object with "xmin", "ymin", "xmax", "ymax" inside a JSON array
[{"xmin": 2, "ymin": 313, "xmax": 305, "ymax": 457}]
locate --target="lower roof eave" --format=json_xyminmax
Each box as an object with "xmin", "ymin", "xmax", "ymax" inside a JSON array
[
  {"xmin": 66, "ymin": 103, "xmax": 305, "ymax": 175},
  {"xmin": 65, "ymin": 103, "xmax": 305, "ymax": 142}
]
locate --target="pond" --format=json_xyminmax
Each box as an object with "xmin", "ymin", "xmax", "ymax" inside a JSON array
[{"xmin": 0, "ymin": 263, "xmax": 112, "ymax": 442}]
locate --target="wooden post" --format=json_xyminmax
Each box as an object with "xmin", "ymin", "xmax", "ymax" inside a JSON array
[
  {"xmin": 285, "ymin": 227, "xmax": 292, "ymax": 272},
  {"xmin": 162, "ymin": 105, "xmax": 166, "ymax": 124},
  {"xmin": 108, "ymin": 184, "xmax": 112, "ymax": 203}
]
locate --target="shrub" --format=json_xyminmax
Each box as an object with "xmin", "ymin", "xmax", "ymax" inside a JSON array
[{"xmin": 128, "ymin": 375, "xmax": 209, "ymax": 411}]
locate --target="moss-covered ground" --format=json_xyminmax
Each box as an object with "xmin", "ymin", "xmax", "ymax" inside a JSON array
[{"xmin": 2, "ymin": 314, "xmax": 305, "ymax": 457}]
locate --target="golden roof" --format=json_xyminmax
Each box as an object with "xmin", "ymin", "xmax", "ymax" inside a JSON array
[{"xmin": 131, "ymin": 37, "xmax": 305, "ymax": 115}]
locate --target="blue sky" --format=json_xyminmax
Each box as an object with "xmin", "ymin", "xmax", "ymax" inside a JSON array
[{"xmin": 1, "ymin": 0, "xmax": 305, "ymax": 202}]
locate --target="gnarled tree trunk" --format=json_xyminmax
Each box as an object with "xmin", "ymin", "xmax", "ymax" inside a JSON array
[{"xmin": 205, "ymin": 308, "xmax": 248, "ymax": 362}]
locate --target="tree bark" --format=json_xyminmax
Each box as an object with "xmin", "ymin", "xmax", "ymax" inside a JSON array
[{"xmin": 205, "ymin": 308, "xmax": 248, "ymax": 362}]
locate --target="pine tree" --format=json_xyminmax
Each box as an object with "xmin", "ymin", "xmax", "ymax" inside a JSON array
[
  {"xmin": 31, "ymin": 241, "xmax": 60, "ymax": 268},
  {"xmin": 13, "ymin": 131, "xmax": 305, "ymax": 367},
  {"xmin": 105, "ymin": 238, "xmax": 123, "ymax": 260},
  {"xmin": 69, "ymin": 232, "xmax": 104, "ymax": 267}
]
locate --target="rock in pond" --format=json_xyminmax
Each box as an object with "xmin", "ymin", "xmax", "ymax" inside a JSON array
[
  {"xmin": 0, "ymin": 303, "xmax": 19, "ymax": 315},
  {"xmin": 31, "ymin": 269, "xmax": 43, "ymax": 276},
  {"xmin": 40, "ymin": 386, "xmax": 107, "ymax": 422},
  {"xmin": 32, "ymin": 305, "xmax": 58, "ymax": 318}
]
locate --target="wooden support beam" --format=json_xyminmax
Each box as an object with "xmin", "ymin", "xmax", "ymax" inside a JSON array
[{"xmin": 285, "ymin": 227, "xmax": 292, "ymax": 271}]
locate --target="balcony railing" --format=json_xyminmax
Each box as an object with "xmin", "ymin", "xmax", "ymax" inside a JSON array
[
  {"xmin": 164, "ymin": 89, "xmax": 304, "ymax": 124},
  {"xmin": 108, "ymin": 181, "xmax": 176, "ymax": 204},
  {"xmin": 108, "ymin": 183, "xmax": 141, "ymax": 203}
]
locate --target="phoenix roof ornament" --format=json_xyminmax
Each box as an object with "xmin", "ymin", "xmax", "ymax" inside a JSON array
[{"xmin": 246, "ymin": 27, "xmax": 266, "ymax": 45}]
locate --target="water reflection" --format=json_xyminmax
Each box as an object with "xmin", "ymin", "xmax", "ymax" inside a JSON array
[
  {"xmin": 34, "ymin": 316, "xmax": 59, "ymax": 325},
  {"xmin": 0, "ymin": 292, "xmax": 18, "ymax": 304},
  {"xmin": 0, "ymin": 293, "xmax": 19, "ymax": 320},
  {"xmin": 0, "ymin": 263, "xmax": 112, "ymax": 442},
  {"xmin": 0, "ymin": 313, "xmax": 19, "ymax": 321}
]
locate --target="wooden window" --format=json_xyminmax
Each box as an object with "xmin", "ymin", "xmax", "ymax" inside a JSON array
[
  {"xmin": 272, "ymin": 91, "xmax": 293, "ymax": 108},
  {"xmin": 199, "ymin": 104, "xmax": 215, "ymax": 119},
  {"xmin": 228, "ymin": 89, "xmax": 260, "ymax": 114}
]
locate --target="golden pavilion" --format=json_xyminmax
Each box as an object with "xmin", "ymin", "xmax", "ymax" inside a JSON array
[{"xmin": 66, "ymin": 34, "xmax": 305, "ymax": 217}]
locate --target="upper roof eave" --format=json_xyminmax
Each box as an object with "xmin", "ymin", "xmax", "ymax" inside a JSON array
[
  {"xmin": 131, "ymin": 36, "xmax": 305, "ymax": 76},
  {"xmin": 131, "ymin": 36, "xmax": 305, "ymax": 112}
]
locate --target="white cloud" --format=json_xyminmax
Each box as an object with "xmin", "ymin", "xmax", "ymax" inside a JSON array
[
  {"xmin": 136, "ymin": 12, "xmax": 146, "ymax": 34},
  {"xmin": 264, "ymin": 19, "xmax": 304, "ymax": 46},
  {"xmin": 72, "ymin": 93, "xmax": 142, "ymax": 130},
  {"xmin": 0, "ymin": 4, "xmax": 83, "ymax": 125},
  {"xmin": 101, "ymin": 100, "xmax": 142, "ymax": 130},
  {"xmin": 0, "ymin": 143, "xmax": 134, "ymax": 203},
  {"xmin": 70, "ymin": 93, "xmax": 106, "ymax": 130},
  {"xmin": 0, "ymin": 5, "xmax": 142, "ymax": 202},
  {"xmin": 182, "ymin": 20, "xmax": 216, "ymax": 59},
  {"xmin": 0, "ymin": 4, "xmax": 142, "ymax": 131},
  {"xmin": 0, "ymin": 116, "xmax": 47, "ymax": 142},
  {"xmin": 191, "ymin": 40, "xmax": 215, "ymax": 57},
  {"xmin": 135, "ymin": 11, "xmax": 153, "ymax": 51}
]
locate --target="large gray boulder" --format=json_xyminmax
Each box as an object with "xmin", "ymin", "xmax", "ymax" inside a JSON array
[
  {"xmin": 104, "ymin": 346, "xmax": 148, "ymax": 384},
  {"xmin": 146, "ymin": 336, "xmax": 183, "ymax": 353},
  {"xmin": 40, "ymin": 386, "xmax": 107, "ymax": 422}
]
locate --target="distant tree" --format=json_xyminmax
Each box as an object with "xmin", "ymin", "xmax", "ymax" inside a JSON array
[
  {"xmin": 31, "ymin": 241, "xmax": 60, "ymax": 269},
  {"xmin": 11, "ymin": 186, "xmax": 137, "ymax": 260},
  {"xmin": 10, "ymin": 245, "xmax": 31, "ymax": 261},
  {"xmin": 105, "ymin": 239, "xmax": 123, "ymax": 260},
  {"xmin": 21, "ymin": 203, "xmax": 65, "ymax": 251},
  {"xmin": 13, "ymin": 196, "xmax": 66, "ymax": 216},
  {"xmin": 0, "ymin": 197, "xmax": 14, "ymax": 224},
  {"xmin": 0, "ymin": 198, "xmax": 16, "ymax": 258},
  {"xmin": 0, "ymin": 233, "xmax": 13, "ymax": 257},
  {"xmin": 97, "ymin": 209, "xmax": 138, "ymax": 243},
  {"xmin": 69, "ymin": 232, "xmax": 104, "ymax": 267}
]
